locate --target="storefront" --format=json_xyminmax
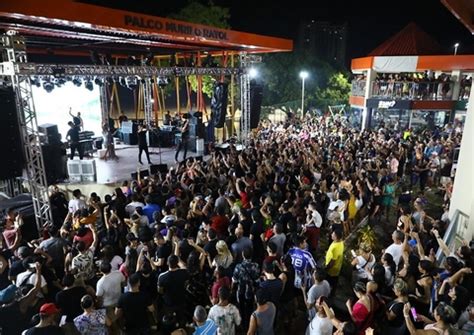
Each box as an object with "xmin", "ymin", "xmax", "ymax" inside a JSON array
[{"xmin": 365, "ymin": 99, "xmax": 452, "ymax": 130}]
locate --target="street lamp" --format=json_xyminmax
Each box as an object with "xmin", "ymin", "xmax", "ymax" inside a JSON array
[
  {"xmin": 248, "ymin": 67, "xmax": 258, "ymax": 79},
  {"xmin": 454, "ymin": 43, "xmax": 460, "ymax": 55},
  {"xmin": 299, "ymin": 70, "xmax": 309, "ymax": 118}
]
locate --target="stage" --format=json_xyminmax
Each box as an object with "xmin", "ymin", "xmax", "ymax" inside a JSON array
[{"xmin": 64, "ymin": 142, "xmax": 207, "ymax": 186}]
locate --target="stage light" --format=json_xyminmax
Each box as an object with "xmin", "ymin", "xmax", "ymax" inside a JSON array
[
  {"xmin": 119, "ymin": 77, "xmax": 127, "ymax": 87},
  {"xmin": 85, "ymin": 80, "xmax": 94, "ymax": 91},
  {"xmin": 43, "ymin": 80, "xmax": 54, "ymax": 93},
  {"xmin": 157, "ymin": 77, "xmax": 169, "ymax": 88},
  {"xmin": 56, "ymin": 77, "xmax": 67, "ymax": 86},
  {"xmin": 94, "ymin": 77, "xmax": 103, "ymax": 86},
  {"xmin": 72, "ymin": 77, "xmax": 82, "ymax": 87},
  {"xmin": 248, "ymin": 68, "xmax": 258, "ymax": 78},
  {"xmin": 126, "ymin": 76, "xmax": 138, "ymax": 90},
  {"xmin": 30, "ymin": 76, "xmax": 41, "ymax": 87}
]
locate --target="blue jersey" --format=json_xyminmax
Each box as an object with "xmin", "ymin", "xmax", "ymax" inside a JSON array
[
  {"xmin": 288, "ymin": 247, "xmax": 316, "ymax": 273},
  {"xmin": 287, "ymin": 247, "xmax": 316, "ymax": 288}
]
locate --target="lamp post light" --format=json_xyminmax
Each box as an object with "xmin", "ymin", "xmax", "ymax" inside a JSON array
[
  {"xmin": 299, "ymin": 70, "xmax": 309, "ymax": 118},
  {"xmin": 454, "ymin": 43, "xmax": 460, "ymax": 55}
]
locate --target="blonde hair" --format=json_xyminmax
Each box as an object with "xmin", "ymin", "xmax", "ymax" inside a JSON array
[
  {"xmin": 393, "ymin": 278, "xmax": 408, "ymax": 295},
  {"xmin": 359, "ymin": 243, "xmax": 372, "ymax": 254},
  {"xmin": 216, "ymin": 240, "xmax": 231, "ymax": 256}
]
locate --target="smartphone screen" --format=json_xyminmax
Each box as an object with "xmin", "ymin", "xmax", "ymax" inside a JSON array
[{"xmin": 410, "ymin": 307, "xmax": 418, "ymax": 321}]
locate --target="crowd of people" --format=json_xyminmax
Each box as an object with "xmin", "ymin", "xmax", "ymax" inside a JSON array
[
  {"xmin": 0, "ymin": 114, "xmax": 472, "ymax": 335},
  {"xmin": 352, "ymin": 72, "xmax": 472, "ymax": 101}
]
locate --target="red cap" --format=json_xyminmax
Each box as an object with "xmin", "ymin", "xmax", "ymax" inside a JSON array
[{"xmin": 39, "ymin": 303, "xmax": 60, "ymax": 316}]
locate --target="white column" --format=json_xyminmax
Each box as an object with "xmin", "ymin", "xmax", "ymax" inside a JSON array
[
  {"xmin": 449, "ymin": 85, "xmax": 474, "ymax": 238},
  {"xmin": 361, "ymin": 69, "xmax": 376, "ymax": 131}
]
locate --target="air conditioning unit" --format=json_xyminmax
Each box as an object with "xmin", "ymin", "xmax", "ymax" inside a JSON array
[
  {"xmin": 81, "ymin": 160, "xmax": 96, "ymax": 182},
  {"xmin": 67, "ymin": 160, "xmax": 82, "ymax": 183}
]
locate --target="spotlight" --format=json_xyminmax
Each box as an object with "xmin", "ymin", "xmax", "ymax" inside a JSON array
[
  {"xmin": 157, "ymin": 77, "xmax": 169, "ymax": 88},
  {"xmin": 248, "ymin": 68, "xmax": 258, "ymax": 78},
  {"xmin": 94, "ymin": 77, "xmax": 103, "ymax": 86},
  {"xmin": 56, "ymin": 77, "xmax": 67, "ymax": 86},
  {"xmin": 126, "ymin": 76, "xmax": 138, "ymax": 90},
  {"xmin": 85, "ymin": 80, "xmax": 94, "ymax": 91},
  {"xmin": 43, "ymin": 80, "xmax": 54, "ymax": 93},
  {"xmin": 72, "ymin": 77, "xmax": 82, "ymax": 87},
  {"xmin": 30, "ymin": 76, "xmax": 41, "ymax": 87}
]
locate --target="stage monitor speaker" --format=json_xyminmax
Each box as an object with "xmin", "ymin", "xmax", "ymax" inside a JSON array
[
  {"xmin": 150, "ymin": 164, "xmax": 168, "ymax": 175},
  {"xmin": 131, "ymin": 170, "xmax": 149, "ymax": 180},
  {"xmin": 122, "ymin": 133, "xmax": 138, "ymax": 145},
  {"xmin": 250, "ymin": 80, "xmax": 263, "ymax": 129},
  {"xmin": 0, "ymin": 87, "xmax": 25, "ymax": 180},
  {"xmin": 211, "ymin": 82, "xmax": 229, "ymax": 128}
]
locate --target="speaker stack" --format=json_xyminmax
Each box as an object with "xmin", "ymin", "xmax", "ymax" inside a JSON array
[
  {"xmin": 211, "ymin": 82, "xmax": 229, "ymax": 128},
  {"xmin": 38, "ymin": 123, "xmax": 67, "ymax": 185},
  {"xmin": 250, "ymin": 80, "xmax": 263, "ymax": 129},
  {"xmin": 0, "ymin": 88, "xmax": 25, "ymax": 180}
]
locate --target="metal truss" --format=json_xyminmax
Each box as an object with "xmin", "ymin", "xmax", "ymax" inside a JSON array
[
  {"xmin": 99, "ymin": 84, "xmax": 109, "ymax": 127},
  {"xmin": 142, "ymin": 79, "xmax": 154, "ymax": 126},
  {"xmin": 1, "ymin": 32, "xmax": 52, "ymax": 230},
  {"xmin": 239, "ymin": 52, "xmax": 259, "ymax": 142},
  {"xmin": 0, "ymin": 63, "xmax": 242, "ymax": 78}
]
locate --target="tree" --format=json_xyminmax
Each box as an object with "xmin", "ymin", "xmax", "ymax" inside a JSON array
[
  {"xmin": 168, "ymin": 1, "xmax": 231, "ymax": 99},
  {"xmin": 314, "ymin": 72, "xmax": 351, "ymax": 111},
  {"xmin": 168, "ymin": 0, "xmax": 230, "ymax": 29},
  {"xmin": 260, "ymin": 50, "xmax": 335, "ymax": 107}
]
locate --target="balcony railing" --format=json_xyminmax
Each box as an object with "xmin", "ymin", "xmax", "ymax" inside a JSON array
[
  {"xmin": 371, "ymin": 80, "xmax": 453, "ymax": 100},
  {"xmin": 436, "ymin": 209, "xmax": 470, "ymax": 264},
  {"xmin": 351, "ymin": 80, "xmax": 366, "ymax": 96}
]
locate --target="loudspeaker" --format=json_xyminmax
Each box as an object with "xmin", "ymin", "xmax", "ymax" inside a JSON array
[
  {"xmin": 42, "ymin": 144, "xmax": 67, "ymax": 185},
  {"xmin": 131, "ymin": 170, "xmax": 149, "ymax": 180},
  {"xmin": 122, "ymin": 133, "xmax": 138, "ymax": 145},
  {"xmin": 211, "ymin": 82, "xmax": 228, "ymax": 128},
  {"xmin": 150, "ymin": 164, "xmax": 168, "ymax": 175},
  {"xmin": 0, "ymin": 88, "xmax": 25, "ymax": 179},
  {"xmin": 38, "ymin": 123, "xmax": 61, "ymax": 144},
  {"xmin": 250, "ymin": 80, "xmax": 263, "ymax": 129}
]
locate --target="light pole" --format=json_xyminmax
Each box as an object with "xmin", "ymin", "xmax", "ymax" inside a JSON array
[
  {"xmin": 454, "ymin": 43, "xmax": 460, "ymax": 55},
  {"xmin": 299, "ymin": 70, "xmax": 309, "ymax": 118}
]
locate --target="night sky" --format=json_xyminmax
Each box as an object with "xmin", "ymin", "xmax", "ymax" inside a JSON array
[{"xmin": 83, "ymin": 0, "xmax": 473, "ymax": 60}]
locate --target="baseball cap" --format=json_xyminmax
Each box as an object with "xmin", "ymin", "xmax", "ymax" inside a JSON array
[
  {"xmin": 39, "ymin": 303, "xmax": 60, "ymax": 316},
  {"xmin": 0, "ymin": 284, "xmax": 18, "ymax": 304}
]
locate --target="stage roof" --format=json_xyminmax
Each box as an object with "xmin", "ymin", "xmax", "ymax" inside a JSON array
[
  {"xmin": 441, "ymin": 0, "xmax": 474, "ymax": 34},
  {"xmin": 0, "ymin": 0, "xmax": 293, "ymax": 57}
]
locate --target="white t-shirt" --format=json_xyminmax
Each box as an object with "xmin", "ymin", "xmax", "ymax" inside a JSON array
[
  {"xmin": 385, "ymin": 243, "xmax": 403, "ymax": 267},
  {"xmin": 68, "ymin": 198, "xmax": 86, "ymax": 214},
  {"xmin": 311, "ymin": 210, "xmax": 323, "ymax": 228},
  {"xmin": 307, "ymin": 314, "xmax": 333, "ymax": 335},
  {"xmin": 125, "ymin": 201, "xmax": 145, "ymax": 216},
  {"xmin": 96, "ymin": 271, "xmax": 125, "ymax": 307},
  {"xmin": 16, "ymin": 271, "xmax": 47, "ymax": 288}
]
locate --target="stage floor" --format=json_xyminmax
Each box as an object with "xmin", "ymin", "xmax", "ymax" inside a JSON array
[{"xmin": 67, "ymin": 143, "xmax": 205, "ymax": 185}]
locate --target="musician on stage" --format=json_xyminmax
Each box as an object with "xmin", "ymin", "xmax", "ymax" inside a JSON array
[
  {"xmin": 138, "ymin": 123, "xmax": 152, "ymax": 165},
  {"xmin": 66, "ymin": 121, "xmax": 83, "ymax": 160},
  {"xmin": 175, "ymin": 114, "xmax": 189, "ymax": 162}
]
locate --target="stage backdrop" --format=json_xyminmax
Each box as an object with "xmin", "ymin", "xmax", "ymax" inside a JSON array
[{"xmin": 32, "ymin": 82, "xmax": 101, "ymax": 138}]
